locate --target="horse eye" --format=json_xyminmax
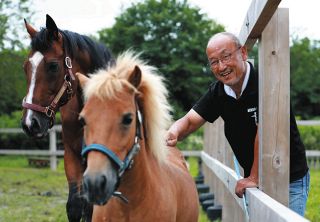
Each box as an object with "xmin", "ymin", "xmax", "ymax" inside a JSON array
[
  {"xmin": 47, "ymin": 62, "xmax": 59, "ymax": 73},
  {"xmin": 122, "ymin": 113, "xmax": 133, "ymax": 126}
]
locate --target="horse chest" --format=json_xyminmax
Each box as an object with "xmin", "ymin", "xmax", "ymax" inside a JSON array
[{"xmin": 92, "ymin": 196, "xmax": 177, "ymax": 222}]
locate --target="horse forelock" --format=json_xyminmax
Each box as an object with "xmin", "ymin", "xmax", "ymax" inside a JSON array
[
  {"xmin": 84, "ymin": 51, "xmax": 173, "ymax": 163},
  {"xmin": 30, "ymin": 28, "xmax": 52, "ymax": 52}
]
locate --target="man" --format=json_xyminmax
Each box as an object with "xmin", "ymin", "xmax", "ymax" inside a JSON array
[{"xmin": 166, "ymin": 32, "xmax": 309, "ymax": 216}]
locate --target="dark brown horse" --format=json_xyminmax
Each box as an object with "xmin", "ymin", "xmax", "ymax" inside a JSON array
[
  {"xmin": 21, "ymin": 14, "xmax": 113, "ymax": 222},
  {"xmin": 77, "ymin": 51, "xmax": 199, "ymax": 222}
]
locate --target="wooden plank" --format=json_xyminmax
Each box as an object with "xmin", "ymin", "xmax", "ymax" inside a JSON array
[
  {"xmin": 0, "ymin": 128, "xmax": 24, "ymax": 133},
  {"xmin": 238, "ymin": 0, "xmax": 281, "ymax": 49},
  {"xmin": 0, "ymin": 149, "xmax": 64, "ymax": 156},
  {"xmin": 258, "ymin": 8, "xmax": 290, "ymax": 205},
  {"xmin": 49, "ymin": 128, "xmax": 58, "ymax": 170},
  {"xmin": 297, "ymin": 120, "xmax": 320, "ymax": 126},
  {"xmin": 247, "ymin": 188, "xmax": 309, "ymax": 222},
  {"xmin": 0, "ymin": 125, "xmax": 62, "ymax": 133},
  {"xmin": 306, "ymin": 150, "xmax": 320, "ymax": 157},
  {"xmin": 181, "ymin": 150, "xmax": 201, "ymax": 157},
  {"xmin": 201, "ymin": 151, "xmax": 246, "ymax": 212}
]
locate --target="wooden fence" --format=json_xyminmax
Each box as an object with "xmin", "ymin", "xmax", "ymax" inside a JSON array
[
  {"xmin": 202, "ymin": 119, "xmax": 312, "ymax": 222},
  {"xmin": 0, "ymin": 125, "xmax": 62, "ymax": 170}
]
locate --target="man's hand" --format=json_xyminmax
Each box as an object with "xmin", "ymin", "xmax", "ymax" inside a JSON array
[
  {"xmin": 166, "ymin": 131, "xmax": 178, "ymax": 146},
  {"xmin": 235, "ymin": 176, "xmax": 258, "ymax": 198}
]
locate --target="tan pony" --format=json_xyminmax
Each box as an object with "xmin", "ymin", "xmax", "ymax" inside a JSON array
[{"xmin": 77, "ymin": 51, "xmax": 199, "ymax": 222}]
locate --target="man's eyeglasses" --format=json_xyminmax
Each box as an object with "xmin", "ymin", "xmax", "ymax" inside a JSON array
[{"xmin": 208, "ymin": 47, "xmax": 241, "ymax": 69}]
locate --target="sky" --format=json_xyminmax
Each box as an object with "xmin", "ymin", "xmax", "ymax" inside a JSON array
[{"xmin": 30, "ymin": 0, "xmax": 320, "ymax": 41}]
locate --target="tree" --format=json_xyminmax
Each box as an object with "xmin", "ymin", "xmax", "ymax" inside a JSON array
[
  {"xmin": 0, "ymin": 49, "xmax": 28, "ymax": 115},
  {"xmin": 0, "ymin": 0, "xmax": 33, "ymax": 115},
  {"xmin": 98, "ymin": 0, "xmax": 224, "ymax": 117},
  {"xmin": 0, "ymin": 0, "xmax": 33, "ymax": 50},
  {"xmin": 290, "ymin": 37, "xmax": 320, "ymax": 118}
]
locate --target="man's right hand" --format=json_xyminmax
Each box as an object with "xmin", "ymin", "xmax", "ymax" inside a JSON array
[{"xmin": 166, "ymin": 131, "xmax": 178, "ymax": 146}]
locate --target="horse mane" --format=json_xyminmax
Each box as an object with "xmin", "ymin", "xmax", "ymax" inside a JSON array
[
  {"xmin": 30, "ymin": 28, "xmax": 113, "ymax": 73},
  {"xmin": 83, "ymin": 51, "xmax": 173, "ymax": 163}
]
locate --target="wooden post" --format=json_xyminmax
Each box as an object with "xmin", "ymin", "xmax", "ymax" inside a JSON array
[
  {"xmin": 239, "ymin": 0, "xmax": 281, "ymax": 50},
  {"xmin": 49, "ymin": 127, "xmax": 57, "ymax": 170},
  {"xmin": 258, "ymin": 8, "xmax": 290, "ymax": 206}
]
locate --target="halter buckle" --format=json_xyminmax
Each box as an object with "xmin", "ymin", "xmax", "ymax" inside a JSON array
[
  {"xmin": 44, "ymin": 106, "xmax": 55, "ymax": 118},
  {"xmin": 65, "ymin": 57, "xmax": 72, "ymax": 69},
  {"xmin": 64, "ymin": 78, "xmax": 73, "ymax": 99}
]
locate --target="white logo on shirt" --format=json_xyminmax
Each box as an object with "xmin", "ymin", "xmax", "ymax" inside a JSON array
[{"xmin": 247, "ymin": 107, "xmax": 258, "ymax": 125}]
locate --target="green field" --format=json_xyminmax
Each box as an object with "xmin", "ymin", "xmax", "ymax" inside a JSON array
[{"xmin": 0, "ymin": 156, "xmax": 318, "ymax": 222}]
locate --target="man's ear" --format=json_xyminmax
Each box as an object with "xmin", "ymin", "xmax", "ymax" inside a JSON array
[{"xmin": 76, "ymin": 72, "xmax": 89, "ymax": 89}]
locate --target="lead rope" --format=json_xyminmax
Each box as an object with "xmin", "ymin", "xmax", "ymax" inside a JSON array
[{"xmin": 233, "ymin": 155, "xmax": 250, "ymax": 221}]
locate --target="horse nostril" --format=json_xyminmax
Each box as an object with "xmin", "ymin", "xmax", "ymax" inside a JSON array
[
  {"xmin": 83, "ymin": 178, "xmax": 89, "ymax": 192},
  {"xmin": 31, "ymin": 117, "xmax": 41, "ymax": 131},
  {"xmin": 21, "ymin": 120, "xmax": 32, "ymax": 136},
  {"xmin": 21, "ymin": 115, "xmax": 46, "ymax": 138},
  {"xmin": 100, "ymin": 175, "xmax": 107, "ymax": 191}
]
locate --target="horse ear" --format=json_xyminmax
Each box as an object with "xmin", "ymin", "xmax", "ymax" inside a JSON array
[
  {"xmin": 24, "ymin": 18, "xmax": 38, "ymax": 38},
  {"xmin": 46, "ymin": 14, "xmax": 60, "ymax": 41},
  {"xmin": 76, "ymin": 72, "xmax": 89, "ymax": 89},
  {"xmin": 128, "ymin": 66, "xmax": 142, "ymax": 88}
]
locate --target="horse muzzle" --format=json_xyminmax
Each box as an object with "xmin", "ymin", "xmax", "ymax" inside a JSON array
[
  {"xmin": 21, "ymin": 110, "xmax": 51, "ymax": 138},
  {"xmin": 82, "ymin": 165, "xmax": 119, "ymax": 205}
]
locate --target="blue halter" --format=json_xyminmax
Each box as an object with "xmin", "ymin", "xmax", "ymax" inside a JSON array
[{"xmin": 81, "ymin": 108, "xmax": 143, "ymax": 178}]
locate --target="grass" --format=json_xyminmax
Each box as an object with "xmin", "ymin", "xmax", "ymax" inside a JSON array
[
  {"xmin": 0, "ymin": 155, "xmax": 68, "ymax": 222},
  {"xmin": 0, "ymin": 155, "xmax": 318, "ymax": 222},
  {"xmin": 305, "ymin": 169, "xmax": 320, "ymax": 221}
]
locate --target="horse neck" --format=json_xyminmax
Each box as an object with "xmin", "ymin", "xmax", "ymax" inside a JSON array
[
  {"xmin": 73, "ymin": 51, "xmax": 93, "ymax": 74},
  {"xmin": 119, "ymin": 140, "xmax": 160, "ymax": 201}
]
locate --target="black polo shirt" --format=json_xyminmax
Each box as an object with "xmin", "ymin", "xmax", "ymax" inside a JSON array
[{"xmin": 193, "ymin": 62, "xmax": 308, "ymax": 182}]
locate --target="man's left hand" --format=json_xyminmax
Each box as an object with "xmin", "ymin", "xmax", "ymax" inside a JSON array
[{"xmin": 235, "ymin": 176, "xmax": 258, "ymax": 198}]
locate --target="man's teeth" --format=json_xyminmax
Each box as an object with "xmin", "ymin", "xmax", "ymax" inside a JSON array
[{"xmin": 220, "ymin": 71, "xmax": 231, "ymax": 77}]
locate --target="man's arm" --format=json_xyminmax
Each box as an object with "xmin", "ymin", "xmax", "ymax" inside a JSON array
[
  {"xmin": 235, "ymin": 128, "xmax": 259, "ymax": 198},
  {"xmin": 166, "ymin": 109, "xmax": 206, "ymax": 146}
]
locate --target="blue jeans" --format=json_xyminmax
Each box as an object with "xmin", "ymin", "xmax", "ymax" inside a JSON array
[{"xmin": 289, "ymin": 170, "xmax": 310, "ymax": 216}]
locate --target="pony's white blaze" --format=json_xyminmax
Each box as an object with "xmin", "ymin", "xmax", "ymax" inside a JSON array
[{"xmin": 25, "ymin": 51, "xmax": 44, "ymax": 126}]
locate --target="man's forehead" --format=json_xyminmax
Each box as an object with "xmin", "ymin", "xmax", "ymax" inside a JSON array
[{"xmin": 208, "ymin": 35, "xmax": 233, "ymax": 48}]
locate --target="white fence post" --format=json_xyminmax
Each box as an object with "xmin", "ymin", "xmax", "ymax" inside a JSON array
[{"xmin": 49, "ymin": 127, "xmax": 57, "ymax": 170}]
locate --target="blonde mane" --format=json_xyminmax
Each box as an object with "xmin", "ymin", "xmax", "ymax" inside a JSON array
[{"xmin": 83, "ymin": 51, "xmax": 172, "ymax": 163}]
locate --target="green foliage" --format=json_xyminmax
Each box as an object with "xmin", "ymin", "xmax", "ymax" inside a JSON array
[
  {"xmin": 177, "ymin": 126, "xmax": 204, "ymax": 151},
  {"xmin": 0, "ymin": 111, "xmax": 49, "ymax": 150},
  {"xmin": 0, "ymin": 111, "xmax": 62, "ymax": 150},
  {"xmin": 98, "ymin": 0, "xmax": 225, "ymax": 116},
  {"xmin": 298, "ymin": 125, "xmax": 320, "ymax": 151},
  {"xmin": 0, "ymin": 110, "xmax": 23, "ymax": 128},
  {"xmin": 0, "ymin": 50, "xmax": 28, "ymax": 115},
  {"xmin": 0, "ymin": 0, "xmax": 33, "ymax": 50},
  {"xmin": 290, "ymin": 38, "xmax": 320, "ymax": 118}
]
